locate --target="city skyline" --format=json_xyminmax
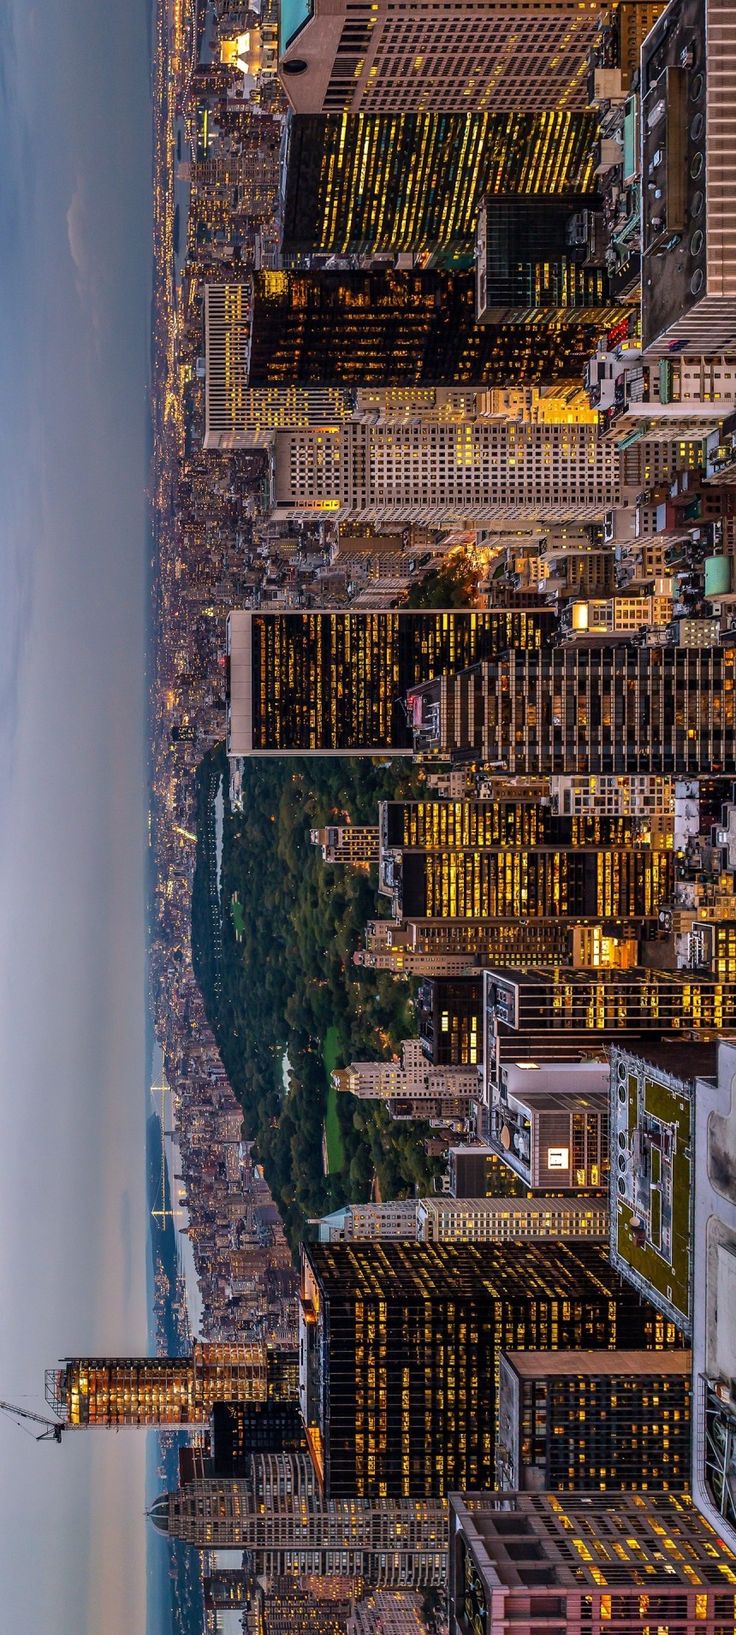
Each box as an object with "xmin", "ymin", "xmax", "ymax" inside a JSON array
[{"xmin": 4, "ymin": 0, "xmax": 736, "ymax": 1632}]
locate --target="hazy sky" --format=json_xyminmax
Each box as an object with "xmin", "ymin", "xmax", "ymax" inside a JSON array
[{"xmin": 0, "ymin": 2, "xmax": 153, "ymax": 1630}]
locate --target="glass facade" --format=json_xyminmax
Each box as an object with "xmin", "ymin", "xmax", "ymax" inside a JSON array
[{"xmin": 282, "ymin": 110, "xmax": 598, "ymax": 261}]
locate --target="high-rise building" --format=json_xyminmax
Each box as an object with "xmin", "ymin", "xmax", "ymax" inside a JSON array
[
  {"xmin": 332, "ymin": 1038, "xmax": 477, "ymax": 1105},
  {"xmin": 378, "ymin": 799, "xmax": 671, "ymax": 924},
  {"xmin": 310, "ymin": 824, "xmax": 379, "ymax": 867},
  {"xmin": 483, "ymin": 966, "xmax": 736, "ymax": 1087},
  {"xmin": 45, "ymin": 1342, "xmax": 296, "ymax": 1428},
  {"xmin": 448, "ymin": 1491, "xmax": 736, "ymax": 1634},
  {"xmin": 299, "ymin": 1239, "xmax": 679, "ymax": 1499},
  {"xmin": 348, "ymin": 1591, "xmax": 426, "ymax": 1635},
  {"xmin": 416, "ymin": 977, "xmax": 483, "ymax": 1067},
  {"xmin": 203, "ymin": 283, "xmax": 251, "ymax": 452},
  {"xmin": 448, "ymin": 1144, "xmax": 531, "ymax": 1199},
  {"xmin": 496, "ymin": 1349, "xmax": 692, "ymax": 1492},
  {"xmin": 278, "ymin": 0, "xmax": 607, "ymax": 115},
  {"xmin": 211, "ymin": 1399, "xmax": 307, "ymax": 1473},
  {"xmin": 203, "ymin": 376, "xmax": 355, "ymax": 451},
  {"xmin": 475, "ymin": 199, "xmax": 609, "ymax": 321},
  {"xmin": 486, "ymin": 1060, "xmax": 610, "ymax": 1191},
  {"xmin": 691, "ymin": 1037, "xmax": 736, "ymax": 1550},
  {"xmin": 151, "ymin": 1452, "xmax": 447, "ymax": 1584},
  {"xmin": 226, "ymin": 607, "xmax": 553, "ymax": 757},
  {"xmin": 407, "ymin": 645, "xmax": 736, "ymax": 775},
  {"xmin": 641, "ymin": 0, "xmax": 736, "ymax": 356},
  {"xmin": 281, "ymin": 111, "xmax": 598, "ymax": 262},
  {"xmin": 609, "ymin": 1042, "xmax": 717, "ymax": 1336},
  {"xmin": 246, "ymin": 270, "xmax": 622, "ymax": 389},
  {"xmin": 312, "ymin": 1195, "xmax": 608, "ymax": 1243},
  {"xmin": 271, "ymin": 420, "xmax": 618, "ymax": 528}
]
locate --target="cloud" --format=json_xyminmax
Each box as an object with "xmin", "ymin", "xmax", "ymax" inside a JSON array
[{"xmin": 66, "ymin": 176, "xmax": 105, "ymax": 345}]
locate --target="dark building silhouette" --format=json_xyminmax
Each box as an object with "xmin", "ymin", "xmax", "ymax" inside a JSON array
[{"xmin": 246, "ymin": 269, "xmax": 619, "ymax": 388}]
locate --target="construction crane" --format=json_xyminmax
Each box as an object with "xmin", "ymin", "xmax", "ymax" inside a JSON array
[{"xmin": 0, "ymin": 1399, "xmax": 64, "ymax": 1443}]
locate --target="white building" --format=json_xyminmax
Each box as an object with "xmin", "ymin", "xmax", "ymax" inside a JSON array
[
  {"xmin": 271, "ymin": 420, "xmax": 619, "ymax": 527},
  {"xmin": 333, "ymin": 1038, "xmax": 477, "ymax": 1103}
]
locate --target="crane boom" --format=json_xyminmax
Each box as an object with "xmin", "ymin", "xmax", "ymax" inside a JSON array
[{"xmin": 0, "ymin": 1399, "xmax": 64, "ymax": 1442}]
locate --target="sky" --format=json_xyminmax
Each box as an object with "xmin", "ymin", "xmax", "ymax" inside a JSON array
[{"xmin": 0, "ymin": 2, "xmax": 153, "ymax": 1631}]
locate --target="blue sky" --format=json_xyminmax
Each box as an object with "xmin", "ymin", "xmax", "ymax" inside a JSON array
[{"xmin": 0, "ymin": 2, "xmax": 153, "ymax": 1629}]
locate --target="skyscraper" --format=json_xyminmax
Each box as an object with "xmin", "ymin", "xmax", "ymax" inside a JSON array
[
  {"xmin": 448, "ymin": 1491, "xmax": 736, "ymax": 1634},
  {"xmin": 483, "ymin": 966, "xmax": 736, "ymax": 1087},
  {"xmin": 151, "ymin": 1452, "xmax": 447, "ymax": 1584},
  {"xmin": 475, "ymin": 199, "xmax": 608, "ymax": 320},
  {"xmin": 246, "ymin": 269, "xmax": 623, "ymax": 389},
  {"xmin": 281, "ymin": 111, "xmax": 598, "ymax": 262},
  {"xmin": 299, "ymin": 1239, "xmax": 679, "ymax": 1500},
  {"xmin": 496, "ymin": 1349, "xmax": 692, "ymax": 1492},
  {"xmin": 226, "ymin": 607, "xmax": 553, "ymax": 756},
  {"xmin": 407, "ymin": 645, "xmax": 736, "ymax": 774},
  {"xmin": 278, "ymin": 0, "xmax": 606, "ymax": 115},
  {"xmin": 416, "ymin": 977, "xmax": 483, "ymax": 1067},
  {"xmin": 271, "ymin": 420, "xmax": 619, "ymax": 527},
  {"xmin": 378, "ymin": 799, "xmax": 672, "ymax": 924},
  {"xmin": 45, "ymin": 1342, "xmax": 296, "ymax": 1428}
]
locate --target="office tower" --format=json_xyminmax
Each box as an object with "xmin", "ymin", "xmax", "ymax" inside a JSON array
[
  {"xmin": 299, "ymin": 1239, "xmax": 678, "ymax": 1500},
  {"xmin": 278, "ymin": 0, "xmax": 606, "ymax": 115},
  {"xmin": 211, "ymin": 1400, "xmax": 307, "ymax": 1473},
  {"xmin": 333, "ymin": 1039, "xmax": 477, "ymax": 1105},
  {"xmin": 416, "ymin": 977, "xmax": 482, "ymax": 1067},
  {"xmin": 448, "ymin": 1491, "xmax": 736, "ymax": 1634},
  {"xmin": 378, "ymin": 800, "xmax": 672, "ymax": 924},
  {"xmin": 691, "ymin": 1038, "xmax": 736, "ymax": 1549},
  {"xmin": 282, "ymin": 111, "xmax": 598, "ymax": 263},
  {"xmin": 483, "ymin": 967, "xmax": 736, "ymax": 1089},
  {"xmin": 550, "ymin": 774, "xmax": 675, "ymax": 820},
  {"xmin": 313, "ymin": 1196, "xmax": 608, "ymax": 1244},
  {"xmin": 266, "ymin": 1590, "xmax": 353, "ymax": 1635},
  {"xmin": 641, "ymin": 0, "xmax": 736, "ymax": 356},
  {"xmin": 487, "ymin": 1060, "xmax": 610, "ymax": 1191},
  {"xmin": 272, "ymin": 420, "xmax": 618, "ymax": 528},
  {"xmin": 348, "ymin": 1592, "xmax": 426, "ymax": 1635},
  {"xmin": 203, "ymin": 377, "xmax": 355, "ymax": 451},
  {"xmin": 407, "ymin": 645, "xmax": 736, "ymax": 775},
  {"xmin": 609, "ymin": 1042, "xmax": 717, "ymax": 1336},
  {"xmin": 247, "ymin": 269, "xmax": 621, "ymax": 389},
  {"xmin": 497, "ymin": 1349, "xmax": 692, "ymax": 1492},
  {"xmin": 226, "ymin": 607, "xmax": 553, "ymax": 757},
  {"xmin": 44, "ymin": 1341, "xmax": 296, "ymax": 1427},
  {"xmin": 151, "ymin": 1452, "xmax": 447, "ymax": 1584},
  {"xmin": 475, "ymin": 200, "xmax": 609, "ymax": 321},
  {"xmin": 203, "ymin": 283, "xmax": 250, "ymax": 452},
  {"xmin": 310, "ymin": 825, "xmax": 379, "ymax": 867},
  {"xmin": 448, "ymin": 1144, "xmax": 531, "ymax": 1199}
]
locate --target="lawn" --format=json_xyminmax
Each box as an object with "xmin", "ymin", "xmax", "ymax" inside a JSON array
[{"xmin": 323, "ymin": 1023, "xmax": 346, "ymax": 1173}]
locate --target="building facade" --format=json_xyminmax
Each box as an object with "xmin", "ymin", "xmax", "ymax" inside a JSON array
[
  {"xmin": 299, "ymin": 1239, "xmax": 679, "ymax": 1500},
  {"xmin": 496, "ymin": 1350, "xmax": 691, "ymax": 1492},
  {"xmin": 448, "ymin": 1491, "xmax": 736, "ymax": 1634},
  {"xmin": 45, "ymin": 1342, "xmax": 297, "ymax": 1428},
  {"xmin": 226, "ymin": 607, "xmax": 552, "ymax": 756},
  {"xmin": 278, "ymin": 0, "xmax": 607, "ymax": 115},
  {"xmin": 247, "ymin": 269, "xmax": 619, "ymax": 390},
  {"xmin": 407, "ymin": 645, "xmax": 736, "ymax": 775},
  {"xmin": 271, "ymin": 419, "xmax": 619, "ymax": 527},
  {"xmin": 282, "ymin": 110, "xmax": 598, "ymax": 262}
]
